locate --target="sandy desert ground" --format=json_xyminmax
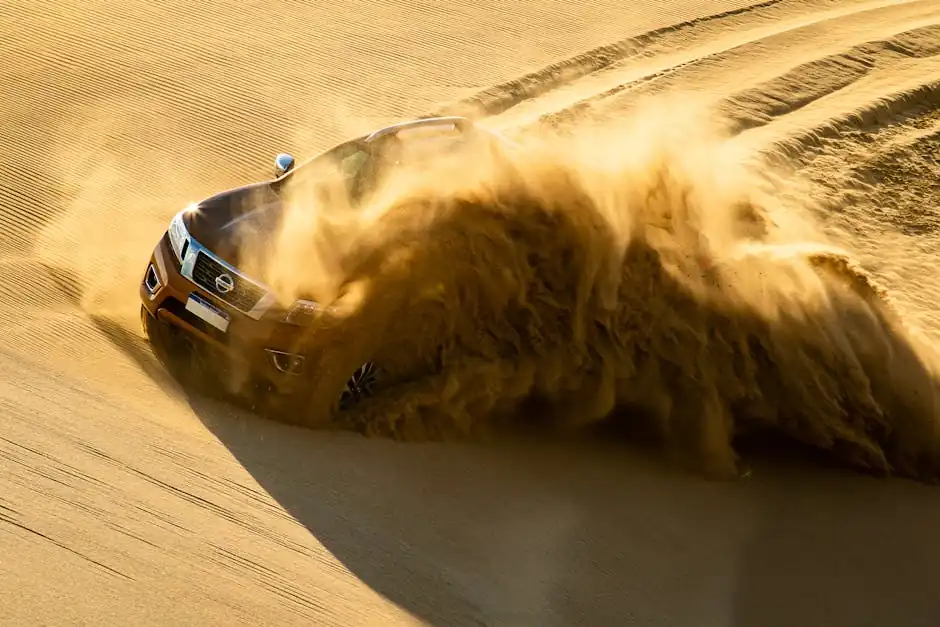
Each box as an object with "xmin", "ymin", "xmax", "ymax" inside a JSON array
[{"xmin": 3, "ymin": 0, "xmax": 940, "ymax": 625}]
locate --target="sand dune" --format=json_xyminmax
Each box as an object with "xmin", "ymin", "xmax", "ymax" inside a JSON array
[{"xmin": 3, "ymin": 0, "xmax": 940, "ymax": 625}]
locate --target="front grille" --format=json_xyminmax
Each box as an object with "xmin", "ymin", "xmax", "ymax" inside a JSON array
[{"xmin": 191, "ymin": 251, "xmax": 265, "ymax": 313}]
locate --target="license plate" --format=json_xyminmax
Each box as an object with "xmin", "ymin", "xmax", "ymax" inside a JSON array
[{"xmin": 185, "ymin": 293, "xmax": 230, "ymax": 333}]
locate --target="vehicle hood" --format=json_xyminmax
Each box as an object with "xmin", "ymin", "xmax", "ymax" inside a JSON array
[{"xmin": 184, "ymin": 181, "xmax": 285, "ymax": 268}]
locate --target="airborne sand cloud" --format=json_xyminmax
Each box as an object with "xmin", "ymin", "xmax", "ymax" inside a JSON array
[{"xmin": 223, "ymin": 97, "xmax": 940, "ymax": 481}]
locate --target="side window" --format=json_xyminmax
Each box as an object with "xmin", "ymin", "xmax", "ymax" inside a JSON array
[
  {"xmin": 337, "ymin": 149, "xmax": 370, "ymax": 202},
  {"xmin": 360, "ymin": 134, "xmax": 403, "ymax": 194},
  {"xmin": 309, "ymin": 141, "xmax": 370, "ymax": 203},
  {"xmin": 340, "ymin": 150, "xmax": 369, "ymax": 182}
]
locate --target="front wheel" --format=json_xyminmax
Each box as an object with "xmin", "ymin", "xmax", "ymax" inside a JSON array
[
  {"xmin": 141, "ymin": 304, "xmax": 187, "ymax": 367},
  {"xmin": 339, "ymin": 361, "xmax": 379, "ymax": 411},
  {"xmin": 140, "ymin": 304, "xmax": 229, "ymax": 397}
]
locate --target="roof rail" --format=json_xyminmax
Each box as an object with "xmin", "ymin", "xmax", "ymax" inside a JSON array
[{"xmin": 364, "ymin": 116, "xmax": 475, "ymax": 142}]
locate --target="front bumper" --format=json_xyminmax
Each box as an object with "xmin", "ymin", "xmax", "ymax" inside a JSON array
[{"xmin": 139, "ymin": 231, "xmax": 310, "ymax": 389}]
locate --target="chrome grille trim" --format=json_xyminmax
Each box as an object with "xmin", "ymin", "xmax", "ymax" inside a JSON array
[{"xmin": 178, "ymin": 235, "xmax": 276, "ymax": 320}]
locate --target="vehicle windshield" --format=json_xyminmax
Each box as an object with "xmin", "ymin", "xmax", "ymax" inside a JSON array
[
  {"xmin": 274, "ymin": 140, "xmax": 372, "ymax": 206},
  {"xmin": 274, "ymin": 123, "xmax": 476, "ymax": 207}
]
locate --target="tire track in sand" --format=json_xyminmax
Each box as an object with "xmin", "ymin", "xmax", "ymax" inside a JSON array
[{"xmin": 461, "ymin": 0, "xmax": 940, "ymax": 336}]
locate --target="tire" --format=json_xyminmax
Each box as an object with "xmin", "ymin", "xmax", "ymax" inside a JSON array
[
  {"xmin": 140, "ymin": 304, "xmax": 224, "ymax": 395},
  {"xmin": 141, "ymin": 304, "xmax": 184, "ymax": 365},
  {"xmin": 339, "ymin": 361, "xmax": 379, "ymax": 410}
]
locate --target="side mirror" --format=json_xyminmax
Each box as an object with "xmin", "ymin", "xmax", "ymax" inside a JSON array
[{"xmin": 274, "ymin": 153, "xmax": 295, "ymax": 178}]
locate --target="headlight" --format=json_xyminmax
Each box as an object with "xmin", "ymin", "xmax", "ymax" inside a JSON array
[
  {"xmin": 283, "ymin": 299, "xmax": 319, "ymax": 326},
  {"xmin": 168, "ymin": 211, "xmax": 190, "ymax": 262}
]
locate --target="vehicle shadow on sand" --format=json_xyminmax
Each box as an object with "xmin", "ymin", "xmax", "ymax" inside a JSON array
[{"xmin": 92, "ymin": 313, "xmax": 940, "ymax": 627}]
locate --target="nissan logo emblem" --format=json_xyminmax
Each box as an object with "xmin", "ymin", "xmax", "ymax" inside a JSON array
[{"xmin": 215, "ymin": 273, "xmax": 235, "ymax": 294}]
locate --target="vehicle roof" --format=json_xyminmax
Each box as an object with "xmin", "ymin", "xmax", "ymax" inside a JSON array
[
  {"xmin": 362, "ymin": 116, "xmax": 475, "ymax": 143},
  {"xmin": 283, "ymin": 116, "xmax": 493, "ymax": 178}
]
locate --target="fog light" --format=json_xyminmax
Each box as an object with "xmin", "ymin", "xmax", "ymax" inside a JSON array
[
  {"xmin": 144, "ymin": 263, "xmax": 161, "ymax": 295},
  {"xmin": 265, "ymin": 349, "xmax": 305, "ymax": 375}
]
